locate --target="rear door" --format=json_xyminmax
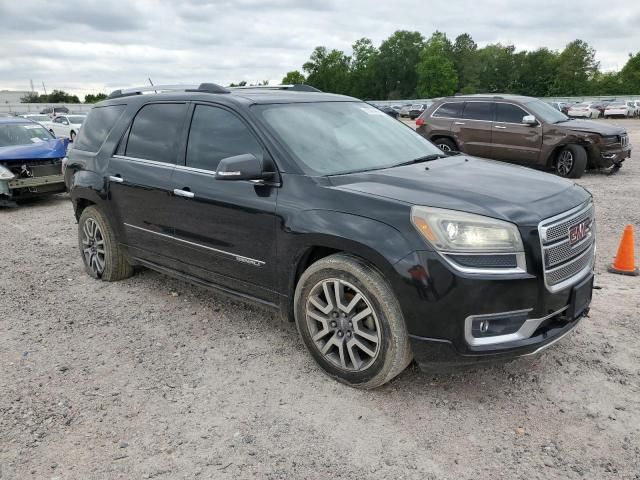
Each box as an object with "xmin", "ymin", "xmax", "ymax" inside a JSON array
[
  {"xmin": 107, "ymin": 102, "xmax": 189, "ymax": 263},
  {"xmin": 452, "ymin": 101, "xmax": 494, "ymax": 157},
  {"xmin": 490, "ymin": 102, "xmax": 542, "ymax": 165},
  {"xmin": 168, "ymin": 103, "xmax": 279, "ymax": 303}
]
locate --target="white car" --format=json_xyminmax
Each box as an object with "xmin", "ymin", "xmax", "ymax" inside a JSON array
[
  {"xmin": 604, "ymin": 102, "xmax": 632, "ymax": 118},
  {"xmin": 567, "ymin": 103, "xmax": 600, "ymax": 118},
  {"xmin": 48, "ymin": 114, "xmax": 86, "ymax": 141}
]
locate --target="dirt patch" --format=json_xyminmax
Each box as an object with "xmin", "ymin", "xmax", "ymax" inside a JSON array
[{"xmin": 1, "ymin": 120, "xmax": 639, "ymax": 479}]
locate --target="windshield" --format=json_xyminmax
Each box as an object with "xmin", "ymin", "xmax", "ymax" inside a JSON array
[
  {"xmin": 525, "ymin": 99, "xmax": 568, "ymax": 123},
  {"xmin": 254, "ymin": 102, "xmax": 443, "ymax": 175},
  {"xmin": 67, "ymin": 116, "xmax": 85, "ymax": 124},
  {"xmin": 0, "ymin": 123, "xmax": 53, "ymax": 147}
]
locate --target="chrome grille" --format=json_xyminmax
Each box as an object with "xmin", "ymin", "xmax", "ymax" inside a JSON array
[
  {"xmin": 621, "ymin": 135, "xmax": 629, "ymax": 148},
  {"xmin": 539, "ymin": 202, "xmax": 595, "ymax": 292}
]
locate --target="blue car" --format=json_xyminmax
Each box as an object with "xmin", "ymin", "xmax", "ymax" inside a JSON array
[{"xmin": 0, "ymin": 116, "xmax": 68, "ymax": 206}]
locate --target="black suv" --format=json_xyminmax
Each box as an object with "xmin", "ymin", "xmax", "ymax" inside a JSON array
[{"xmin": 66, "ymin": 84, "xmax": 595, "ymax": 388}]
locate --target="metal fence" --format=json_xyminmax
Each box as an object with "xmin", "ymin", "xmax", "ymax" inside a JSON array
[
  {"xmin": 371, "ymin": 95, "xmax": 640, "ymax": 107},
  {"xmin": 0, "ymin": 103, "xmax": 93, "ymax": 114}
]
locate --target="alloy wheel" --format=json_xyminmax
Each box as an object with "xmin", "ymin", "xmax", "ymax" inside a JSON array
[
  {"xmin": 305, "ymin": 278, "xmax": 381, "ymax": 372},
  {"xmin": 557, "ymin": 150, "xmax": 574, "ymax": 176},
  {"xmin": 438, "ymin": 143, "xmax": 452, "ymax": 152},
  {"xmin": 81, "ymin": 218, "xmax": 106, "ymax": 276}
]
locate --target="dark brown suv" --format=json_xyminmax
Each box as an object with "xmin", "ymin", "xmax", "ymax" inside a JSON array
[{"xmin": 416, "ymin": 95, "xmax": 632, "ymax": 178}]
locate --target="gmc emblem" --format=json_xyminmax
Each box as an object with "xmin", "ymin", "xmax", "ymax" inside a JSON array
[{"xmin": 569, "ymin": 220, "xmax": 590, "ymax": 246}]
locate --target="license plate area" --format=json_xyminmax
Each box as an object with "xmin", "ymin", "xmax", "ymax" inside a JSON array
[{"xmin": 567, "ymin": 274, "xmax": 593, "ymax": 320}]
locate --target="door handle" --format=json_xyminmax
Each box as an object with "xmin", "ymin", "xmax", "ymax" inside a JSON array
[
  {"xmin": 173, "ymin": 188, "xmax": 195, "ymax": 199},
  {"xmin": 494, "ymin": 125, "xmax": 507, "ymax": 129},
  {"xmin": 109, "ymin": 175, "xmax": 123, "ymax": 183},
  {"xmin": 454, "ymin": 121, "xmax": 465, "ymax": 125}
]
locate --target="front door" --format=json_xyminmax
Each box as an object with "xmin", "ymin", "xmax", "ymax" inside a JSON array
[
  {"xmin": 168, "ymin": 103, "xmax": 279, "ymax": 303},
  {"xmin": 452, "ymin": 101, "xmax": 494, "ymax": 158},
  {"xmin": 490, "ymin": 103, "xmax": 542, "ymax": 165},
  {"xmin": 106, "ymin": 102, "xmax": 189, "ymax": 263}
]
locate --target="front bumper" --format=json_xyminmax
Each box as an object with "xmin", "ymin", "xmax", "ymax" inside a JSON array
[
  {"xmin": 390, "ymin": 248, "xmax": 593, "ymax": 371},
  {"xmin": 587, "ymin": 143, "xmax": 632, "ymax": 168}
]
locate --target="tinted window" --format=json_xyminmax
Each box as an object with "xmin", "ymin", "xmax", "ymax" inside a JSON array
[
  {"xmin": 75, "ymin": 104, "xmax": 126, "ymax": 152},
  {"xmin": 495, "ymin": 103, "xmax": 528, "ymax": 124},
  {"xmin": 186, "ymin": 105, "xmax": 263, "ymax": 172},
  {"xmin": 125, "ymin": 103, "xmax": 186, "ymax": 163},
  {"xmin": 462, "ymin": 102, "xmax": 493, "ymax": 121},
  {"xmin": 433, "ymin": 102, "xmax": 463, "ymax": 118}
]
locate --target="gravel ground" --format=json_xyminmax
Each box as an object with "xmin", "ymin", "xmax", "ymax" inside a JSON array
[{"xmin": 1, "ymin": 119, "xmax": 639, "ymax": 480}]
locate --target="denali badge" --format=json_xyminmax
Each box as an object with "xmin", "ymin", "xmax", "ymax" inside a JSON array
[{"xmin": 568, "ymin": 220, "xmax": 590, "ymax": 246}]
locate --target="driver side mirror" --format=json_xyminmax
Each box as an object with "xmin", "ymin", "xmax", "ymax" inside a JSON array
[
  {"xmin": 215, "ymin": 153, "xmax": 274, "ymax": 181},
  {"xmin": 522, "ymin": 115, "xmax": 537, "ymax": 126}
]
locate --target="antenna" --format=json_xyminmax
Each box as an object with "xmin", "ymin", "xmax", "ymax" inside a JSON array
[{"xmin": 148, "ymin": 77, "xmax": 157, "ymax": 94}]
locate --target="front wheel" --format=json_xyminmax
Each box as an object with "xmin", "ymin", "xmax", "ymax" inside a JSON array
[
  {"xmin": 78, "ymin": 206, "xmax": 134, "ymax": 281},
  {"xmin": 434, "ymin": 137, "xmax": 457, "ymax": 153},
  {"xmin": 294, "ymin": 254, "xmax": 412, "ymax": 389},
  {"xmin": 70, "ymin": 131, "xmax": 76, "ymax": 142},
  {"xmin": 555, "ymin": 145, "xmax": 587, "ymax": 178}
]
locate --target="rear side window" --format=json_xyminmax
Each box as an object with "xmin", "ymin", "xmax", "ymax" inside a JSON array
[
  {"xmin": 75, "ymin": 105, "xmax": 126, "ymax": 152},
  {"xmin": 462, "ymin": 102, "xmax": 493, "ymax": 121},
  {"xmin": 125, "ymin": 103, "xmax": 187, "ymax": 164},
  {"xmin": 495, "ymin": 103, "xmax": 528, "ymax": 124},
  {"xmin": 432, "ymin": 102, "xmax": 463, "ymax": 118},
  {"xmin": 186, "ymin": 105, "xmax": 263, "ymax": 172}
]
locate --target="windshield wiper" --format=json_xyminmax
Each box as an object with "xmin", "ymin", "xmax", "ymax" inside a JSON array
[{"xmin": 392, "ymin": 154, "xmax": 448, "ymax": 167}]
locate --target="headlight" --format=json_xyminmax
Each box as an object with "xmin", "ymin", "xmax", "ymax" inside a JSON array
[
  {"xmin": 0, "ymin": 164, "xmax": 15, "ymax": 181},
  {"xmin": 599, "ymin": 135, "xmax": 618, "ymax": 145},
  {"xmin": 411, "ymin": 206, "xmax": 526, "ymax": 273}
]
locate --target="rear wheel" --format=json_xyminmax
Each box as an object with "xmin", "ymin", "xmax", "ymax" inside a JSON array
[
  {"xmin": 555, "ymin": 145, "xmax": 587, "ymax": 178},
  {"xmin": 294, "ymin": 253, "xmax": 412, "ymax": 389},
  {"xmin": 78, "ymin": 206, "xmax": 133, "ymax": 281},
  {"xmin": 434, "ymin": 137, "xmax": 457, "ymax": 153}
]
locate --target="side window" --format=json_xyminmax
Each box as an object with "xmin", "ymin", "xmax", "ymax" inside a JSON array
[
  {"xmin": 186, "ymin": 105, "xmax": 263, "ymax": 172},
  {"xmin": 462, "ymin": 102, "xmax": 493, "ymax": 121},
  {"xmin": 75, "ymin": 105, "xmax": 126, "ymax": 153},
  {"xmin": 495, "ymin": 103, "xmax": 528, "ymax": 124},
  {"xmin": 54, "ymin": 117, "xmax": 63, "ymax": 124},
  {"xmin": 432, "ymin": 102, "xmax": 463, "ymax": 118},
  {"xmin": 125, "ymin": 103, "xmax": 187, "ymax": 164}
]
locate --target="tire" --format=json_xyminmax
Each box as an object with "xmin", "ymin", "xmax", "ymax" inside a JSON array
[
  {"xmin": 294, "ymin": 253, "xmax": 412, "ymax": 389},
  {"xmin": 78, "ymin": 206, "xmax": 133, "ymax": 281},
  {"xmin": 555, "ymin": 145, "xmax": 587, "ymax": 179},
  {"xmin": 434, "ymin": 137, "xmax": 457, "ymax": 153},
  {"xmin": 70, "ymin": 131, "xmax": 76, "ymax": 141}
]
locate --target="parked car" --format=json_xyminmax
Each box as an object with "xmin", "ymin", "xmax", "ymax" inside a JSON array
[
  {"xmin": 398, "ymin": 104, "xmax": 412, "ymax": 117},
  {"xmin": 408, "ymin": 103, "xmax": 428, "ymax": 119},
  {"xmin": 604, "ymin": 102, "xmax": 632, "ymax": 118},
  {"xmin": 548, "ymin": 102, "xmax": 572, "ymax": 115},
  {"xmin": 47, "ymin": 114, "xmax": 86, "ymax": 141},
  {"xmin": 371, "ymin": 104, "xmax": 399, "ymax": 119},
  {"xmin": 416, "ymin": 94, "xmax": 631, "ymax": 177},
  {"xmin": 0, "ymin": 117, "xmax": 67, "ymax": 206},
  {"xmin": 567, "ymin": 102, "xmax": 600, "ymax": 118},
  {"xmin": 624, "ymin": 100, "xmax": 638, "ymax": 117},
  {"xmin": 64, "ymin": 84, "xmax": 596, "ymax": 388},
  {"xmin": 40, "ymin": 106, "xmax": 70, "ymax": 116},
  {"xmin": 20, "ymin": 114, "xmax": 53, "ymax": 124}
]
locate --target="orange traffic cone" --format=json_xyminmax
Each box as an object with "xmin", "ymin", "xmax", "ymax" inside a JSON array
[{"xmin": 607, "ymin": 225, "xmax": 639, "ymax": 276}]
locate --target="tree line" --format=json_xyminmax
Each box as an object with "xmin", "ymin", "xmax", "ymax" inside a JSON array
[
  {"xmin": 282, "ymin": 31, "xmax": 640, "ymax": 100},
  {"xmin": 20, "ymin": 91, "xmax": 108, "ymax": 104}
]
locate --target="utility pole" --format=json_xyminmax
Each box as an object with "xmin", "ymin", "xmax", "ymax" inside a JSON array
[
  {"xmin": 30, "ymin": 79, "xmax": 34, "ymax": 92},
  {"xmin": 42, "ymin": 81, "xmax": 47, "ymax": 95}
]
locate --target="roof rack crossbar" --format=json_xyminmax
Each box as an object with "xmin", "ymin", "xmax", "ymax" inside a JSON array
[
  {"xmin": 229, "ymin": 84, "xmax": 321, "ymax": 92},
  {"xmin": 108, "ymin": 83, "xmax": 230, "ymax": 99}
]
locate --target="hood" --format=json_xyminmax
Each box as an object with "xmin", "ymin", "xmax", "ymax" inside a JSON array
[
  {"xmin": 329, "ymin": 156, "xmax": 590, "ymax": 226},
  {"xmin": 0, "ymin": 138, "xmax": 67, "ymax": 162},
  {"xmin": 558, "ymin": 119, "xmax": 626, "ymax": 136}
]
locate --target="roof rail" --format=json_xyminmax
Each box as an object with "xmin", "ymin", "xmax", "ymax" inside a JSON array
[
  {"xmin": 229, "ymin": 84, "xmax": 322, "ymax": 93},
  {"xmin": 107, "ymin": 83, "xmax": 230, "ymax": 99}
]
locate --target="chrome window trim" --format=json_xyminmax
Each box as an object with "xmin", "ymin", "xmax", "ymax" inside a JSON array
[
  {"xmin": 430, "ymin": 100, "xmax": 540, "ymax": 126},
  {"xmin": 123, "ymin": 223, "xmax": 265, "ymax": 266},
  {"xmin": 174, "ymin": 164, "xmax": 217, "ymax": 176},
  {"xmin": 441, "ymin": 251, "xmax": 527, "ymax": 275},
  {"xmin": 112, "ymin": 155, "xmax": 175, "ymax": 169},
  {"xmin": 465, "ymin": 306, "xmax": 568, "ymax": 347}
]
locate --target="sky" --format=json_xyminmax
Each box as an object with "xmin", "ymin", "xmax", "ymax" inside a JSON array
[{"xmin": 1, "ymin": 0, "xmax": 639, "ymax": 98}]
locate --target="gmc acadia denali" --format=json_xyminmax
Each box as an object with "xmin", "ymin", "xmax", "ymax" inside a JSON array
[{"xmin": 65, "ymin": 84, "xmax": 595, "ymax": 388}]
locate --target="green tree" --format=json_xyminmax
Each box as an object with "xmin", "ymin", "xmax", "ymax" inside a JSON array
[
  {"xmin": 619, "ymin": 52, "xmax": 640, "ymax": 94},
  {"xmin": 416, "ymin": 32, "xmax": 458, "ymax": 98},
  {"xmin": 476, "ymin": 44, "xmax": 517, "ymax": 93},
  {"xmin": 84, "ymin": 93, "xmax": 108, "ymax": 103},
  {"xmin": 377, "ymin": 30, "xmax": 425, "ymax": 99},
  {"xmin": 349, "ymin": 38, "xmax": 380, "ymax": 99},
  {"xmin": 303, "ymin": 46, "xmax": 351, "ymax": 94},
  {"xmin": 551, "ymin": 40, "xmax": 598, "ymax": 95},
  {"xmin": 514, "ymin": 48, "xmax": 559, "ymax": 97},
  {"xmin": 20, "ymin": 92, "xmax": 40, "ymax": 103},
  {"xmin": 452, "ymin": 33, "xmax": 479, "ymax": 93},
  {"xmin": 281, "ymin": 70, "xmax": 306, "ymax": 85}
]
